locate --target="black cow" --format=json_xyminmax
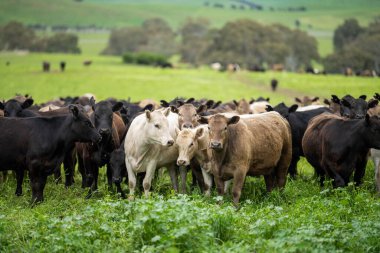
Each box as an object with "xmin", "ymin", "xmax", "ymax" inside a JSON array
[
  {"xmin": 267, "ymin": 103, "xmax": 331, "ymax": 178},
  {"xmin": 0, "ymin": 98, "xmax": 36, "ymax": 117},
  {"xmin": 325, "ymin": 94, "xmax": 378, "ymax": 119},
  {"xmin": 77, "ymin": 98, "xmax": 125, "ymax": 198},
  {"xmin": 0, "ymin": 105, "xmax": 101, "ymax": 202},
  {"xmin": 303, "ymin": 114, "xmax": 380, "ymax": 187}
]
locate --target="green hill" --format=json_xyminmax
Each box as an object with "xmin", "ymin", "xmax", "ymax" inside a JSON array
[{"xmin": 1, "ymin": 0, "xmax": 380, "ymax": 55}]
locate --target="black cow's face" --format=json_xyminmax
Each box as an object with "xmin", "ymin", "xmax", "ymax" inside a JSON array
[
  {"xmin": 272, "ymin": 103, "xmax": 297, "ymax": 118},
  {"xmin": 340, "ymin": 95, "xmax": 368, "ymax": 119},
  {"xmin": 91, "ymin": 99, "xmax": 122, "ymax": 138},
  {"xmin": 109, "ymin": 149, "xmax": 125, "ymax": 184},
  {"xmin": 1, "ymin": 99, "xmax": 33, "ymax": 117},
  {"xmin": 69, "ymin": 105, "xmax": 102, "ymax": 143}
]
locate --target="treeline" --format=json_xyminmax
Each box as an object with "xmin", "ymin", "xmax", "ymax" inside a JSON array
[
  {"xmin": 0, "ymin": 21, "xmax": 80, "ymax": 54},
  {"xmin": 104, "ymin": 18, "xmax": 319, "ymax": 71},
  {"xmin": 324, "ymin": 18, "xmax": 380, "ymax": 74}
]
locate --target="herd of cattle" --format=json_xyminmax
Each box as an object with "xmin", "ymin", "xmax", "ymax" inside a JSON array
[{"xmin": 0, "ymin": 92, "xmax": 380, "ymax": 206}]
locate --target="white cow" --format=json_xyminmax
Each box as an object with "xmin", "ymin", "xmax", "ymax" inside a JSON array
[
  {"xmin": 250, "ymin": 101, "xmax": 271, "ymax": 114},
  {"xmin": 124, "ymin": 108, "xmax": 179, "ymax": 197}
]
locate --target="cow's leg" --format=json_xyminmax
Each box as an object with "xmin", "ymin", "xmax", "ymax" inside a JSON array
[
  {"xmin": 288, "ymin": 149, "xmax": 300, "ymax": 179},
  {"xmin": 179, "ymin": 166, "xmax": 187, "ymax": 194},
  {"xmin": 15, "ymin": 169, "xmax": 24, "ymax": 196},
  {"xmin": 167, "ymin": 164, "xmax": 179, "ymax": 192},
  {"xmin": 215, "ymin": 176, "xmax": 225, "ymax": 195},
  {"xmin": 125, "ymin": 160, "xmax": 137, "ymax": 198},
  {"xmin": 354, "ymin": 158, "xmax": 368, "ymax": 186},
  {"xmin": 264, "ymin": 174, "xmax": 275, "ymax": 192},
  {"xmin": 77, "ymin": 154, "xmax": 87, "ymax": 188},
  {"xmin": 115, "ymin": 182, "xmax": 126, "ymax": 199},
  {"xmin": 190, "ymin": 159, "xmax": 205, "ymax": 192},
  {"xmin": 106, "ymin": 164, "xmax": 113, "ymax": 190},
  {"xmin": 201, "ymin": 168, "xmax": 213, "ymax": 196},
  {"xmin": 63, "ymin": 149, "xmax": 76, "ymax": 187},
  {"xmin": 232, "ymin": 171, "xmax": 246, "ymax": 207},
  {"xmin": 375, "ymin": 157, "xmax": 380, "ymax": 192},
  {"xmin": 54, "ymin": 166, "xmax": 62, "ymax": 184},
  {"xmin": 30, "ymin": 167, "xmax": 47, "ymax": 204},
  {"xmin": 224, "ymin": 179, "xmax": 232, "ymax": 194},
  {"xmin": 143, "ymin": 162, "xmax": 157, "ymax": 198},
  {"xmin": 86, "ymin": 164, "xmax": 99, "ymax": 199}
]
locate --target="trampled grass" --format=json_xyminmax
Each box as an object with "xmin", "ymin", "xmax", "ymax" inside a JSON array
[{"xmin": 0, "ymin": 52, "xmax": 380, "ymax": 252}]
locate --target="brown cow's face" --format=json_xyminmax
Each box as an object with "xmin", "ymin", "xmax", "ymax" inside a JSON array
[
  {"xmin": 178, "ymin": 104, "xmax": 199, "ymax": 129},
  {"xmin": 206, "ymin": 115, "xmax": 240, "ymax": 150},
  {"xmin": 235, "ymin": 99, "xmax": 250, "ymax": 114},
  {"xmin": 176, "ymin": 128, "xmax": 204, "ymax": 166}
]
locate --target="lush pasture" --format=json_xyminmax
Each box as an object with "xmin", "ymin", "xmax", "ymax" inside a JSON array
[{"xmin": 1, "ymin": 52, "xmax": 380, "ymax": 252}]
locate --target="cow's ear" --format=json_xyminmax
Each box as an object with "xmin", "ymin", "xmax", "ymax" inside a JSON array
[
  {"xmin": 90, "ymin": 96, "xmax": 96, "ymax": 109},
  {"xmin": 120, "ymin": 106, "xmax": 128, "ymax": 114},
  {"xmin": 170, "ymin": 105, "xmax": 178, "ymax": 114},
  {"xmin": 195, "ymin": 127, "xmax": 204, "ymax": 139},
  {"xmin": 112, "ymin": 102, "xmax": 123, "ymax": 112},
  {"xmin": 341, "ymin": 99, "xmax": 351, "ymax": 108},
  {"xmin": 233, "ymin": 100, "xmax": 238, "ymax": 106},
  {"xmin": 198, "ymin": 116, "xmax": 208, "ymax": 124},
  {"xmin": 22, "ymin": 98, "xmax": 34, "ymax": 109},
  {"xmin": 359, "ymin": 95, "xmax": 367, "ymax": 100},
  {"xmin": 212, "ymin": 101, "xmax": 222, "ymax": 109},
  {"xmin": 186, "ymin": 97, "xmax": 195, "ymax": 104},
  {"xmin": 228, "ymin": 116, "xmax": 240, "ymax": 125},
  {"xmin": 289, "ymin": 104, "xmax": 298, "ymax": 113},
  {"xmin": 142, "ymin": 104, "xmax": 153, "ymax": 112},
  {"xmin": 175, "ymin": 127, "xmax": 180, "ymax": 136},
  {"xmin": 249, "ymin": 98, "xmax": 255, "ymax": 104},
  {"xmin": 295, "ymin": 97, "xmax": 302, "ymax": 103},
  {"xmin": 266, "ymin": 105, "xmax": 274, "ymax": 112},
  {"xmin": 196, "ymin": 104, "xmax": 207, "ymax": 114},
  {"xmin": 204, "ymin": 100, "xmax": 214, "ymax": 109},
  {"xmin": 266, "ymin": 97, "xmax": 270, "ymax": 102},
  {"xmin": 177, "ymin": 100, "xmax": 185, "ymax": 107},
  {"xmin": 323, "ymin": 98, "xmax": 330, "ymax": 105},
  {"xmin": 0, "ymin": 101, "xmax": 4, "ymax": 110},
  {"xmin": 160, "ymin": 100, "xmax": 169, "ymax": 107},
  {"xmin": 331, "ymin": 95, "xmax": 340, "ymax": 104},
  {"xmin": 368, "ymin": 99, "xmax": 379, "ymax": 109},
  {"xmin": 145, "ymin": 110, "xmax": 151, "ymax": 121},
  {"xmin": 312, "ymin": 97, "xmax": 319, "ymax": 102},
  {"xmin": 374, "ymin": 93, "xmax": 380, "ymax": 100},
  {"xmin": 163, "ymin": 107, "xmax": 171, "ymax": 117},
  {"xmin": 69, "ymin": 105, "xmax": 79, "ymax": 118}
]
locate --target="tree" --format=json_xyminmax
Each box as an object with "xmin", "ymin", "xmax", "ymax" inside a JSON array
[
  {"xmin": 102, "ymin": 27, "xmax": 147, "ymax": 55},
  {"xmin": 179, "ymin": 18, "xmax": 211, "ymax": 66},
  {"xmin": 0, "ymin": 21, "xmax": 36, "ymax": 50},
  {"xmin": 333, "ymin": 18, "xmax": 364, "ymax": 51}
]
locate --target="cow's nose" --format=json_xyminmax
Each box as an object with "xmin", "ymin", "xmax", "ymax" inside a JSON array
[
  {"xmin": 112, "ymin": 177, "xmax": 121, "ymax": 183},
  {"xmin": 210, "ymin": 141, "xmax": 222, "ymax": 149},
  {"xmin": 99, "ymin": 128, "xmax": 110, "ymax": 134},
  {"xmin": 177, "ymin": 159, "xmax": 186, "ymax": 166},
  {"xmin": 355, "ymin": 115, "xmax": 364, "ymax": 119},
  {"xmin": 167, "ymin": 140, "xmax": 174, "ymax": 146},
  {"xmin": 182, "ymin": 123, "xmax": 193, "ymax": 129}
]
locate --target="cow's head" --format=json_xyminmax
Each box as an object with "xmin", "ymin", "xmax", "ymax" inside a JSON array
[
  {"xmin": 233, "ymin": 99, "xmax": 250, "ymax": 114},
  {"xmin": 268, "ymin": 102, "xmax": 297, "ymax": 118},
  {"xmin": 176, "ymin": 127, "xmax": 206, "ymax": 166},
  {"xmin": 171, "ymin": 103, "xmax": 207, "ymax": 129},
  {"xmin": 69, "ymin": 105, "xmax": 101, "ymax": 143},
  {"xmin": 145, "ymin": 108, "xmax": 174, "ymax": 146},
  {"xmin": 200, "ymin": 114, "xmax": 240, "ymax": 150},
  {"xmin": 340, "ymin": 95, "xmax": 376, "ymax": 119},
  {"xmin": 90, "ymin": 97, "xmax": 123, "ymax": 139},
  {"xmin": 109, "ymin": 149, "xmax": 125, "ymax": 184},
  {"xmin": 0, "ymin": 98, "xmax": 34, "ymax": 117}
]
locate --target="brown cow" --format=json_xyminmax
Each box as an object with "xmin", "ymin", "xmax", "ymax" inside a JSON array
[
  {"xmin": 200, "ymin": 112, "xmax": 292, "ymax": 206},
  {"xmin": 233, "ymin": 99, "xmax": 251, "ymax": 114}
]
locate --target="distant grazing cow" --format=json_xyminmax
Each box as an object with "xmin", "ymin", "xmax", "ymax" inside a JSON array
[
  {"xmin": 83, "ymin": 60, "xmax": 92, "ymax": 66},
  {"xmin": 303, "ymin": 114, "xmax": 380, "ymax": 187},
  {"xmin": 210, "ymin": 62, "xmax": 222, "ymax": 71},
  {"xmin": 199, "ymin": 112, "xmax": 292, "ymax": 205},
  {"xmin": 272, "ymin": 63, "xmax": 284, "ymax": 71},
  {"xmin": 270, "ymin": 79, "xmax": 278, "ymax": 91},
  {"xmin": 266, "ymin": 103, "xmax": 330, "ymax": 177},
  {"xmin": 0, "ymin": 105, "xmax": 101, "ymax": 202},
  {"xmin": 42, "ymin": 61, "xmax": 50, "ymax": 72},
  {"xmin": 124, "ymin": 108, "xmax": 179, "ymax": 197},
  {"xmin": 60, "ymin": 61, "xmax": 66, "ymax": 72}
]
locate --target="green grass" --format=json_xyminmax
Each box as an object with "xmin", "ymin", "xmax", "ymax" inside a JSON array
[
  {"xmin": 1, "ymin": 52, "xmax": 380, "ymax": 252},
  {"xmin": 1, "ymin": 0, "xmax": 380, "ymax": 56}
]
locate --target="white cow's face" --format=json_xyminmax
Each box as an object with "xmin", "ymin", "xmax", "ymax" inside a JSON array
[{"xmin": 145, "ymin": 108, "xmax": 174, "ymax": 147}]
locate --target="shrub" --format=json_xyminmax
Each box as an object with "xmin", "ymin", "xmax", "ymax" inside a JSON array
[{"xmin": 122, "ymin": 52, "xmax": 170, "ymax": 67}]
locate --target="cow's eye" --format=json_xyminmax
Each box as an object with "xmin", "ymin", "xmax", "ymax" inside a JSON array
[
  {"xmin": 193, "ymin": 114, "xmax": 197, "ymax": 117},
  {"xmin": 86, "ymin": 121, "xmax": 93, "ymax": 127},
  {"xmin": 154, "ymin": 124, "xmax": 160, "ymax": 129},
  {"xmin": 224, "ymin": 127, "xmax": 227, "ymax": 130},
  {"xmin": 189, "ymin": 142, "xmax": 194, "ymax": 147}
]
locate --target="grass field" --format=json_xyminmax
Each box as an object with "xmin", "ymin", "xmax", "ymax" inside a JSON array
[
  {"xmin": 0, "ymin": 52, "xmax": 380, "ymax": 252},
  {"xmin": 1, "ymin": 0, "xmax": 380, "ymax": 56}
]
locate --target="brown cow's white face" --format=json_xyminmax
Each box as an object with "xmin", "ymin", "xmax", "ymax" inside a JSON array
[
  {"xmin": 202, "ymin": 115, "xmax": 240, "ymax": 150},
  {"xmin": 145, "ymin": 108, "xmax": 174, "ymax": 147},
  {"xmin": 178, "ymin": 104, "xmax": 199, "ymax": 129},
  {"xmin": 176, "ymin": 127, "xmax": 204, "ymax": 166}
]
